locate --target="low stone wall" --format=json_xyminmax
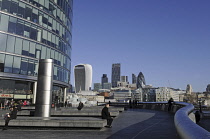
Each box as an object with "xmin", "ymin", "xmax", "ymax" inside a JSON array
[{"xmin": 0, "ymin": 117, "xmax": 107, "ymax": 128}]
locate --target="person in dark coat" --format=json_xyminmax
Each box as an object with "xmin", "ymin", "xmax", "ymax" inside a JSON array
[
  {"xmin": 77, "ymin": 102, "xmax": 84, "ymax": 110},
  {"xmin": 101, "ymin": 104, "xmax": 113, "ymax": 128},
  {"xmin": 195, "ymin": 111, "xmax": 201, "ymax": 123},
  {"xmin": 168, "ymin": 98, "xmax": 174, "ymax": 112},
  {"xmin": 65, "ymin": 100, "xmax": 67, "ymax": 107},
  {"xmin": 2, "ymin": 113, "xmax": 11, "ymax": 130},
  {"xmin": 10, "ymin": 106, "xmax": 18, "ymax": 119}
]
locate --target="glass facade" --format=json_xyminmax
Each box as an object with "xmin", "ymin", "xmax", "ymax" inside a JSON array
[
  {"xmin": 111, "ymin": 63, "xmax": 121, "ymax": 88},
  {"xmin": 0, "ymin": 0, "xmax": 73, "ymax": 103}
]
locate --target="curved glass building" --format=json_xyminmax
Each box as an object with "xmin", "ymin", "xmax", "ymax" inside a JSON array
[
  {"xmin": 74, "ymin": 64, "xmax": 92, "ymax": 93},
  {"xmin": 0, "ymin": 0, "xmax": 73, "ymax": 104}
]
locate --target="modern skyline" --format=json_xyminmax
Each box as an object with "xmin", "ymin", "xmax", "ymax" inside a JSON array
[{"xmin": 72, "ymin": 0, "xmax": 210, "ymax": 92}]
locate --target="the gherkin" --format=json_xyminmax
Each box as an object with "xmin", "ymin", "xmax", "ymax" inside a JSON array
[{"xmin": 137, "ymin": 72, "xmax": 146, "ymax": 89}]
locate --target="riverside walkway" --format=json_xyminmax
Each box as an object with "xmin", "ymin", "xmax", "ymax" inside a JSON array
[{"xmin": 0, "ymin": 109, "xmax": 180, "ymax": 139}]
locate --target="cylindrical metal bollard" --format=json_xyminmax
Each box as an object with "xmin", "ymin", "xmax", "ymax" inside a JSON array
[{"xmin": 35, "ymin": 59, "xmax": 53, "ymax": 117}]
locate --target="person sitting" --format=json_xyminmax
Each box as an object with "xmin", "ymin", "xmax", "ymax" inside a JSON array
[
  {"xmin": 77, "ymin": 102, "xmax": 84, "ymax": 110},
  {"xmin": 101, "ymin": 104, "xmax": 113, "ymax": 128}
]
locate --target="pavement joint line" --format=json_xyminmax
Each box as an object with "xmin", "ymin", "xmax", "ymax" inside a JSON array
[{"xmin": 131, "ymin": 119, "xmax": 165, "ymax": 139}]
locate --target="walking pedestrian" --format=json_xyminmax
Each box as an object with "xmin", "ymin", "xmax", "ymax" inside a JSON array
[{"xmin": 168, "ymin": 98, "xmax": 174, "ymax": 112}]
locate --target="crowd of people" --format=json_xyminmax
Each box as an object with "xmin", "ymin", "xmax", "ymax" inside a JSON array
[
  {"xmin": 3, "ymin": 99, "xmax": 30, "ymax": 110},
  {"xmin": 2, "ymin": 99, "xmax": 31, "ymax": 130}
]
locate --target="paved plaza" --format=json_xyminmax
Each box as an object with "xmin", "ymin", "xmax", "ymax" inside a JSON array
[{"xmin": 0, "ymin": 109, "xmax": 180, "ymax": 139}]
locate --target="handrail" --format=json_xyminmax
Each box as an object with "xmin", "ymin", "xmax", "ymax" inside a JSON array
[{"xmin": 174, "ymin": 102, "xmax": 210, "ymax": 139}]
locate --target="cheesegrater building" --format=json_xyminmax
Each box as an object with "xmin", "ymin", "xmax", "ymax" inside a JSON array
[{"xmin": 0, "ymin": 0, "xmax": 73, "ymax": 104}]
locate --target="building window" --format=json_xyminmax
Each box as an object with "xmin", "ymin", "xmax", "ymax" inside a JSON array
[
  {"xmin": 29, "ymin": 42, "xmax": 35, "ymax": 58},
  {"xmin": 0, "ymin": 53, "xmax": 5, "ymax": 72},
  {"xmin": 20, "ymin": 57, "xmax": 28, "ymax": 75},
  {"xmin": 0, "ymin": 14, "xmax": 9, "ymax": 32},
  {"xmin": 25, "ymin": 5, "xmax": 32, "ymax": 21},
  {"xmin": 22, "ymin": 40, "xmax": 29, "ymax": 56},
  {"xmin": 0, "ymin": 33, "xmax": 7, "ymax": 52},
  {"xmin": 4, "ymin": 55, "xmax": 13, "ymax": 73},
  {"xmin": 16, "ymin": 19, "xmax": 24, "ymax": 36},
  {"xmin": 35, "ymin": 44, "xmax": 41, "ymax": 59},
  {"xmin": 14, "ymin": 37, "xmax": 22, "ymax": 55},
  {"xmin": 1, "ymin": 0, "xmax": 10, "ymax": 13},
  {"xmin": 13, "ymin": 56, "xmax": 21, "ymax": 74},
  {"xmin": 18, "ymin": 2, "xmax": 25, "ymax": 18},
  {"xmin": 27, "ymin": 59, "xmax": 34, "ymax": 76},
  {"xmin": 10, "ymin": 0, "xmax": 18, "ymax": 15},
  {"xmin": 8, "ymin": 16, "xmax": 17, "ymax": 34},
  {"xmin": 6, "ymin": 35, "xmax": 15, "ymax": 53}
]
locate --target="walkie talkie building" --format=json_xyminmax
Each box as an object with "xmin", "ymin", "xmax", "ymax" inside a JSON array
[{"xmin": 0, "ymin": 0, "xmax": 73, "ymax": 104}]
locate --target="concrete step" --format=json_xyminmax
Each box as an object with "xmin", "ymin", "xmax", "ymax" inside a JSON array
[
  {"xmin": 21, "ymin": 106, "xmax": 124, "ymax": 112},
  {"xmin": 0, "ymin": 117, "xmax": 107, "ymax": 128},
  {"xmin": 17, "ymin": 111, "xmax": 119, "ymax": 117}
]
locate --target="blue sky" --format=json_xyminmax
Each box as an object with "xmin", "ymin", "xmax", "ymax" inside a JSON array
[{"xmin": 71, "ymin": 0, "xmax": 210, "ymax": 92}]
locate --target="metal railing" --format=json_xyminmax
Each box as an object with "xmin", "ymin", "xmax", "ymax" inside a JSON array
[{"xmin": 174, "ymin": 102, "xmax": 210, "ymax": 139}]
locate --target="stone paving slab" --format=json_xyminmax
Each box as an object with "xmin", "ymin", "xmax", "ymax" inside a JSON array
[{"xmin": 0, "ymin": 109, "xmax": 180, "ymax": 139}]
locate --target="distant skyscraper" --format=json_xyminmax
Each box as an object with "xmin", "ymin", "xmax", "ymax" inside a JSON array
[
  {"xmin": 94, "ymin": 83, "xmax": 102, "ymax": 91},
  {"xmin": 101, "ymin": 74, "xmax": 108, "ymax": 89},
  {"xmin": 137, "ymin": 72, "xmax": 146, "ymax": 89},
  {"xmin": 111, "ymin": 63, "xmax": 121, "ymax": 87},
  {"xmin": 186, "ymin": 84, "xmax": 192, "ymax": 94},
  {"xmin": 74, "ymin": 64, "xmax": 92, "ymax": 93},
  {"xmin": 103, "ymin": 83, "xmax": 112, "ymax": 90},
  {"xmin": 132, "ymin": 74, "xmax": 137, "ymax": 84},
  {"xmin": 206, "ymin": 84, "xmax": 210, "ymax": 92},
  {"xmin": 121, "ymin": 76, "xmax": 128, "ymax": 82}
]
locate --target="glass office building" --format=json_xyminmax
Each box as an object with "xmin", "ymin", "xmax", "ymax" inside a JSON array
[
  {"xmin": 0, "ymin": 0, "xmax": 72, "ymax": 104},
  {"xmin": 111, "ymin": 63, "xmax": 120, "ymax": 88}
]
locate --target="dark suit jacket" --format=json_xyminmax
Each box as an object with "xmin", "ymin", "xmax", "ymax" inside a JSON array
[{"xmin": 101, "ymin": 106, "xmax": 110, "ymax": 119}]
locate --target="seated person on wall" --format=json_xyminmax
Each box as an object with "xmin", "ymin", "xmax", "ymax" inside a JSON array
[
  {"xmin": 77, "ymin": 101, "xmax": 84, "ymax": 110},
  {"xmin": 101, "ymin": 104, "xmax": 113, "ymax": 128}
]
